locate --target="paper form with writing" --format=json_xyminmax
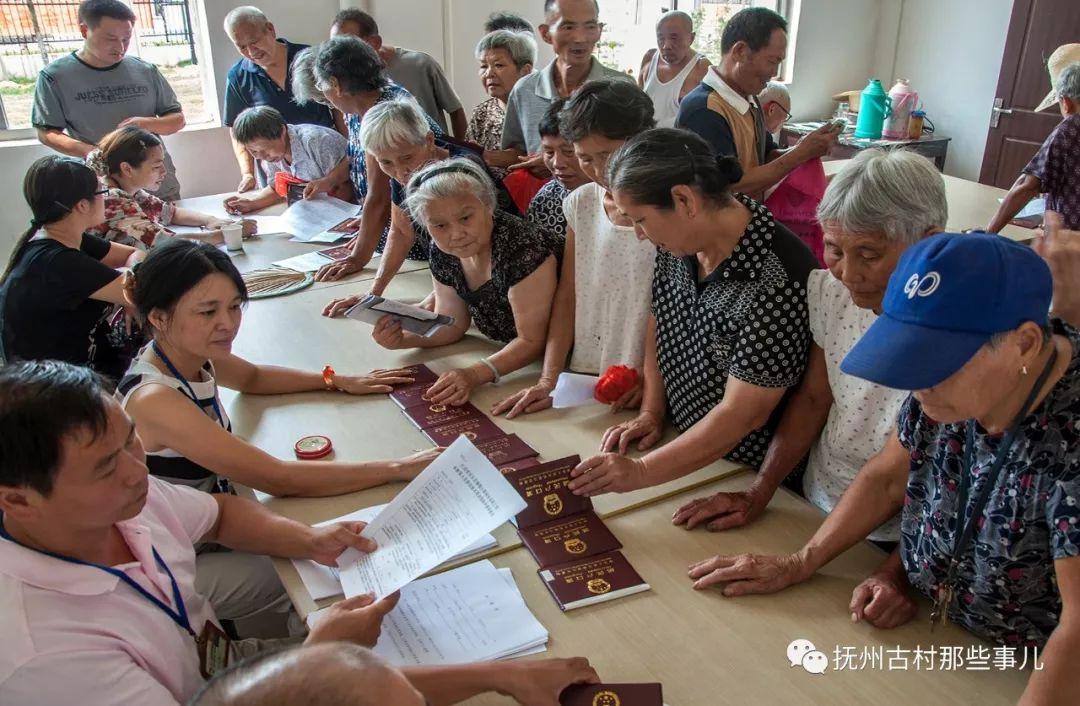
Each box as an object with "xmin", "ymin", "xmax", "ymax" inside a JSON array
[
  {"xmin": 335, "ymin": 436, "xmax": 527, "ymax": 599},
  {"xmin": 291, "ymin": 504, "xmax": 497, "ymax": 600},
  {"xmin": 280, "ymin": 195, "xmax": 359, "ymax": 241},
  {"xmin": 307, "ymin": 561, "xmax": 548, "ymax": 664}
]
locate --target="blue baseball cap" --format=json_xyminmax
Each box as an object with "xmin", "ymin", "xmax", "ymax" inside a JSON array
[{"xmin": 840, "ymin": 232, "xmax": 1052, "ymax": 390}]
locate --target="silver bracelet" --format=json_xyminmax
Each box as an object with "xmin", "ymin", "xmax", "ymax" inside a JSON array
[{"xmin": 478, "ymin": 357, "xmax": 500, "ymax": 384}]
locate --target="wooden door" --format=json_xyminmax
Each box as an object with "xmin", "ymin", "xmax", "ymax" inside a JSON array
[{"xmin": 978, "ymin": 0, "xmax": 1080, "ymax": 187}]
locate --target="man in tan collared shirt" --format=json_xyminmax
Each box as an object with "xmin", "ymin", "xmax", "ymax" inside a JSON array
[{"xmin": 676, "ymin": 7, "xmax": 838, "ymax": 200}]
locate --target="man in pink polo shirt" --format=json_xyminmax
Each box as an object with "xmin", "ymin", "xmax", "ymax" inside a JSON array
[{"xmin": 0, "ymin": 361, "xmax": 399, "ymax": 705}]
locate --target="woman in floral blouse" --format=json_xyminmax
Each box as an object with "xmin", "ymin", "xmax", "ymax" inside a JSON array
[
  {"xmin": 467, "ymin": 30, "xmax": 536, "ymax": 179},
  {"xmin": 86, "ymin": 126, "xmax": 255, "ymax": 250}
]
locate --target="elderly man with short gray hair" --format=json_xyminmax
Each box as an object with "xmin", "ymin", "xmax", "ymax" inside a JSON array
[
  {"xmin": 987, "ymin": 52, "xmax": 1080, "ymax": 232},
  {"xmin": 223, "ymin": 105, "xmax": 349, "ymax": 214},
  {"xmin": 222, "ymin": 5, "xmax": 339, "ymax": 193}
]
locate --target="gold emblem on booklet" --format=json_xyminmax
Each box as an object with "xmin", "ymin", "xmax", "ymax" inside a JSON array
[
  {"xmin": 587, "ymin": 578, "xmax": 612, "ymax": 595},
  {"xmin": 564, "ymin": 538, "xmax": 587, "ymax": 554},
  {"xmin": 464, "ymin": 431, "xmax": 477, "ymax": 440},
  {"xmin": 429, "ymin": 404, "xmax": 446, "ymax": 413},
  {"xmin": 543, "ymin": 493, "xmax": 564, "ymax": 516},
  {"xmin": 592, "ymin": 689, "xmax": 620, "ymax": 706}
]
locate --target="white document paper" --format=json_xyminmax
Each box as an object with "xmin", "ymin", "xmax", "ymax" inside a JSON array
[
  {"xmin": 291, "ymin": 503, "xmax": 497, "ymax": 601},
  {"xmin": 335, "ymin": 436, "xmax": 527, "ymax": 600},
  {"xmin": 281, "ymin": 196, "xmax": 359, "ymax": 241},
  {"xmin": 552, "ymin": 372, "xmax": 601, "ymax": 408},
  {"xmin": 270, "ymin": 250, "xmax": 333, "ymax": 273},
  {"xmin": 307, "ymin": 561, "xmax": 549, "ymax": 665}
]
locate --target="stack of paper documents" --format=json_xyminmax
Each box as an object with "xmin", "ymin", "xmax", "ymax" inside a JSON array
[
  {"xmin": 292, "ymin": 503, "xmax": 497, "ymax": 600},
  {"xmin": 308, "ymin": 560, "xmax": 549, "ymax": 665}
]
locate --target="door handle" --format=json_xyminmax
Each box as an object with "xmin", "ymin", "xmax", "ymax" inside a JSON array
[{"xmin": 990, "ymin": 97, "xmax": 1013, "ymax": 128}]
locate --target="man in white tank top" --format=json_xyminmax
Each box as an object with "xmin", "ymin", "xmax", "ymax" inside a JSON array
[{"xmin": 638, "ymin": 11, "xmax": 710, "ymax": 128}]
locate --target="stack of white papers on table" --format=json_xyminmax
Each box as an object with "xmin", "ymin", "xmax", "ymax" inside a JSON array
[
  {"xmin": 292, "ymin": 504, "xmax": 497, "ymax": 600},
  {"xmin": 307, "ymin": 560, "xmax": 549, "ymax": 665},
  {"xmin": 281, "ymin": 196, "xmax": 359, "ymax": 242}
]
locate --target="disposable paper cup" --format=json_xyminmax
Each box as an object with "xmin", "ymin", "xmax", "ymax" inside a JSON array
[{"xmin": 222, "ymin": 223, "xmax": 244, "ymax": 252}]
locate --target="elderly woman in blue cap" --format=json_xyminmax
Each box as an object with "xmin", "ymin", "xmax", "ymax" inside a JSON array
[{"xmin": 683, "ymin": 232, "xmax": 1080, "ymax": 702}]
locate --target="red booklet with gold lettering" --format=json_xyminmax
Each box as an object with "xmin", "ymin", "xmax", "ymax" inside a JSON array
[
  {"xmin": 560, "ymin": 682, "xmax": 662, "ymax": 706},
  {"xmin": 394, "ymin": 364, "xmax": 439, "ymax": 386},
  {"xmin": 402, "ymin": 401, "xmax": 483, "ymax": 430},
  {"xmin": 497, "ymin": 457, "xmax": 541, "ymax": 474},
  {"xmin": 540, "ymin": 550, "xmax": 650, "ymax": 612},
  {"xmin": 390, "ymin": 380, "xmax": 437, "ymax": 410},
  {"xmin": 474, "ymin": 434, "xmax": 538, "ymax": 467},
  {"xmin": 518, "ymin": 510, "xmax": 622, "ymax": 568},
  {"xmin": 501, "ymin": 455, "xmax": 590, "ymax": 528},
  {"xmin": 424, "ymin": 415, "xmax": 505, "ymax": 447}
]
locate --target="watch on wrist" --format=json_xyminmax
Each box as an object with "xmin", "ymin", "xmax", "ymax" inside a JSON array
[{"xmin": 322, "ymin": 365, "xmax": 336, "ymax": 390}]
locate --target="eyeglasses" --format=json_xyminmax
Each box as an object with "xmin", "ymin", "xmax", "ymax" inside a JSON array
[
  {"xmin": 765, "ymin": 101, "xmax": 792, "ymax": 120},
  {"xmin": 93, "ymin": 188, "xmax": 109, "ymax": 196}
]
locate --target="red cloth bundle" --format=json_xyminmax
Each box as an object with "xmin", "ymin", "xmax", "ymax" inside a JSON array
[{"xmin": 594, "ymin": 365, "xmax": 639, "ymax": 403}]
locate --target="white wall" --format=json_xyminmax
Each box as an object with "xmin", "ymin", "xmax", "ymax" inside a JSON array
[{"xmin": 887, "ymin": 0, "xmax": 1012, "ymax": 179}]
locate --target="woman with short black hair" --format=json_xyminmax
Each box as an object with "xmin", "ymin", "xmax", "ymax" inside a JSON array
[
  {"xmin": 568, "ymin": 127, "xmax": 817, "ymax": 496},
  {"xmin": 0, "ymin": 155, "xmax": 142, "ymax": 380}
]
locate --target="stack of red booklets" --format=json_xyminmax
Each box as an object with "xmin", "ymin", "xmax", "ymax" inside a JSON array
[
  {"xmin": 388, "ymin": 365, "xmax": 648, "ymax": 611},
  {"xmin": 504, "ymin": 456, "xmax": 650, "ymax": 611},
  {"xmin": 390, "ymin": 365, "xmax": 542, "ymax": 465},
  {"xmin": 560, "ymin": 683, "xmax": 663, "ymax": 706}
]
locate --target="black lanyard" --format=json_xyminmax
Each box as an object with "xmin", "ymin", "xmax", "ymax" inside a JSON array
[
  {"xmin": 152, "ymin": 342, "xmax": 224, "ymax": 427},
  {"xmin": 932, "ymin": 346, "xmax": 1059, "ymax": 626},
  {"xmin": 0, "ymin": 524, "xmax": 193, "ymax": 635}
]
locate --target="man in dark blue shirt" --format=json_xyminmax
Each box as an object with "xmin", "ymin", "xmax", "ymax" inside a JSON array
[{"xmin": 223, "ymin": 7, "xmax": 338, "ymax": 193}]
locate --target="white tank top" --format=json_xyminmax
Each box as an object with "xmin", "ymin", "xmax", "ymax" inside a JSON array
[{"xmin": 643, "ymin": 51, "xmax": 702, "ymax": 128}]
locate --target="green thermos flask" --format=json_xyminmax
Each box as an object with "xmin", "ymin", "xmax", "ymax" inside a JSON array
[{"xmin": 854, "ymin": 79, "xmax": 892, "ymax": 139}]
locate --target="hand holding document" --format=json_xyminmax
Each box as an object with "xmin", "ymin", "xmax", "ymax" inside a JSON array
[
  {"xmin": 308, "ymin": 561, "xmax": 549, "ymax": 665},
  {"xmin": 292, "ymin": 504, "xmax": 497, "ymax": 601},
  {"xmin": 346, "ymin": 294, "xmax": 454, "ymax": 337},
  {"xmin": 335, "ymin": 436, "xmax": 527, "ymax": 600}
]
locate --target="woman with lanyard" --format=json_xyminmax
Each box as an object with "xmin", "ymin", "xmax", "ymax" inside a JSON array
[
  {"xmin": 683, "ymin": 233, "xmax": 1080, "ymax": 702},
  {"xmin": 116, "ymin": 239, "xmax": 439, "ymax": 624}
]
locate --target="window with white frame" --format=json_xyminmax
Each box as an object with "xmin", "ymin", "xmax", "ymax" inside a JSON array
[
  {"xmin": 596, "ymin": 0, "xmax": 795, "ymax": 79},
  {"xmin": 0, "ymin": 0, "xmax": 214, "ymax": 138}
]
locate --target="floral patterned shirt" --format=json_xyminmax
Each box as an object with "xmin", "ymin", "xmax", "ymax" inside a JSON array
[
  {"xmin": 465, "ymin": 97, "xmax": 507, "ymax": 180},
  {"xmin": 898, "ymin": 320, "xmax": 1080, "ymax": 647},
  {"xmin": 87, "ymin": 185, "xmax": 175, "ymax": 250}
]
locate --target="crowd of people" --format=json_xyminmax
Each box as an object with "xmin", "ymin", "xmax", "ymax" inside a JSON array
[{"xmin": 2, "ymin": 0, "xmax": 1080, "ymax": 704}]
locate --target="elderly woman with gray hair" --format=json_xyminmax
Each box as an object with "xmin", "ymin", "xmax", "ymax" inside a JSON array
[
  {"xmin": 468, "ymin": 30, "xmax": 537, "ymax": 176},
  {"xmin": 367, "ymin": 157, "xmax": 561, "ymax": 406},
  {"xmin": 672, "ymin": 148, "xmax": 947, "ymax": 542},
  {"xmin": 321, "ymin": 98, "xmax": 519, "ymax": 311}
]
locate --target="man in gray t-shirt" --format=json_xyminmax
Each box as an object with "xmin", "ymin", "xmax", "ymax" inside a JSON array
[
  {"xmin": 32, "ymin": 0, "xmax": 186, "ymax": 200},
  {"xmin": 330, "ymin": 8, "xmax": 466, "ymax": 138}
]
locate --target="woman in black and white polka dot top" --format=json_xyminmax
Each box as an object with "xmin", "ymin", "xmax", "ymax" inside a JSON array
[{"xmin": 568, "ymin": 128, "xmax": 817, "ymax": 497}]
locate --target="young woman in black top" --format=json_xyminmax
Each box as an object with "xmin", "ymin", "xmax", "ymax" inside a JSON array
[{"xmin": 0, "ymin": 156, "xmax": 143, "ymax": 380}]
